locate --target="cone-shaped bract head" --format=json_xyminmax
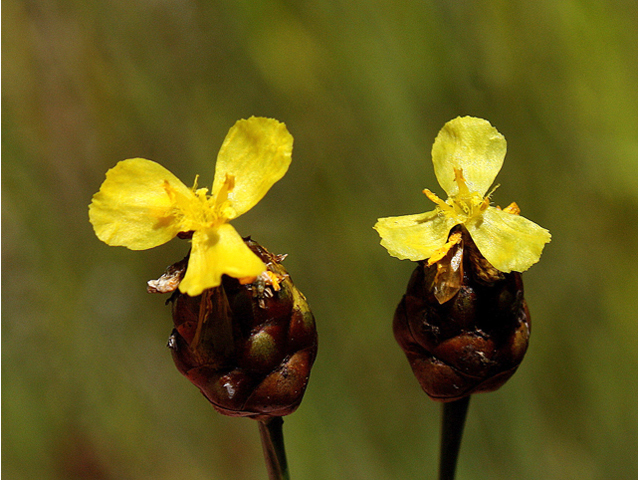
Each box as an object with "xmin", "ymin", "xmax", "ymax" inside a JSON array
[
  {"xmin": 163, "ymin": 239, "xmax": 318, "ymax": 419},
  {"xmin": 393, "ymin": 227, "xmax": 530, "ymax": 402}
]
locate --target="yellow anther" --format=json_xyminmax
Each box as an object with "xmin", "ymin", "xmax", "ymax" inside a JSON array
[
  {"xmin": 501, "ymin": 202, "xmax": 521, "ymax": 215},
  {"xmin": 264, "ymin": 270, "xmax": 283, "ymax": 291},
  {"xmin": 423, "ymin": 189, "xmax": 453, "ymax": 212}
]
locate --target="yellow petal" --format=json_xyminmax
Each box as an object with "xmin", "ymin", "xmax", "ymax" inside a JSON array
[
  {"xmin": 374, "ymin": 209, "xmax": 458, "ymax": 261},
  {"xmin": 179, "ymin": 223, "xmax": 266, "ymax": 296},
  {"xmin": 211, "ymin": 117, "xmax": 293, "ymax": 219},
  {"xmin": 89, "ymin": 158, "xmax": 194, "ymax": 250},
  {"xmin": 466, "ymin": 206, "xmax": 551, "ymax": 272},
  {"xmin": 431, "ymin": 116, "xmax": 506, "ymax": 196}
]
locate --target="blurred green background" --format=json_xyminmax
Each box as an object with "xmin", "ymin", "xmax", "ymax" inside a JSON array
[{"xmin": 3, "ymin": 0, "xmax": 637, "ymax": 479}]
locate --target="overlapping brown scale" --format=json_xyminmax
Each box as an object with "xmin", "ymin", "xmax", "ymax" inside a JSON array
[
  {"xmin": 393, "ymin": 227, "xmax": 530, "ymax": 402},
  {"xmin": 158, "ymin": 239, "xmax": 317, "ymax": 420}
]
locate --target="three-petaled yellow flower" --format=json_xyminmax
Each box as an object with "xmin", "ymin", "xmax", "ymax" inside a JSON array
[
  {"xmin": 89, "ymin": 116, "xmax": 293, "ymax": 296},
  {"xmin": 374, "ymin": 116, "xmax": 551, "ymax": 272}
]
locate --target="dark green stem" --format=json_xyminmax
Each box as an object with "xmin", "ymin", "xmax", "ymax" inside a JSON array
[
  {"xmin": 257, "ymin": 417, "xmax": 290, "ymax": 480},
  {"xmin": 438, "ymin": 396, "xmax": 471, "ymax": 480}
]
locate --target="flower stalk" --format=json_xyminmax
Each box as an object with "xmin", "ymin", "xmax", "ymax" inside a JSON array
[
  {"xmin": 258, "ymin": 417, "xmax": 290, "ymax": 480},
  {"xmin": 438, "ymin": 396, "xmax": 470, "ymax": 480}
]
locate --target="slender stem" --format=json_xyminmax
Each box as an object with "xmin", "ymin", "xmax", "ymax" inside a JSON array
[
  {"xmin": 438, "ymin": 396, "xmax": 471, "ymax": 480},
  {"xmin": 257, "ymin": 417, "xmax": 290, "ymax": 480}
]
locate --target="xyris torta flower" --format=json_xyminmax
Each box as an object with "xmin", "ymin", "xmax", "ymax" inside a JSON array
[
  {"xmin": 89, "ymin": 116, "xmax": 293, "ymax": 297},
  {"xmin": 374, "ymin": 116, "xmax": 550, "ymax": 273},
  {"xmin": 375, "ymin": 116, "xmax": 551, "ymax": 402}
]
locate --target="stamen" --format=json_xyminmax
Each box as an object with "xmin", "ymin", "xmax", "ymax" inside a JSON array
[
  {"xmin": 423, "ymin": 189, "xmax": 453, "ymax": 213},
  {"xmin": 501, "ymin": 202, "xmax": 520, "ymax": 215},
  {"xmin": 477, "ymin": 184, "xmax": 500, "ymax": 212},
  {"xmin": 485, "ymin": 183, "xmax": 500, "ymax": 198},
  {"xmin": 264, "ymin": 270, "xmax": 284, "ymax": 291},
  {"xmin": 453, "ymin": 168, "xmax": 470, "ymax": 195}
]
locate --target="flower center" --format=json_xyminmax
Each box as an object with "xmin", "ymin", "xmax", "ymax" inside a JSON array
[
  {"xmin": 423, "ymin": 168, "xmax": 491, "ymax": 223},
  {"xmin": 163, "ymin": 173, "xmax": 237, "ymax": 231}
]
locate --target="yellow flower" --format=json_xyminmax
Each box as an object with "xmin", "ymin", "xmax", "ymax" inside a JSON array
[
  {"xmin": 374, "ymin": 116, "xmax": 551, "ymax": 273},
  {"xmin": 89, "ymin": 116, "xmax": 293, "ymax": 296}
]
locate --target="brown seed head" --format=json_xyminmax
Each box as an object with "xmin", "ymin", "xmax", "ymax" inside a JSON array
[
  {"xmin": 155, "ymin": 239, "xmax": 318, "ymax": 419},
  {"xmin": 393, "ymin": 227, "xmax": 530, "ymax": 402}
]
